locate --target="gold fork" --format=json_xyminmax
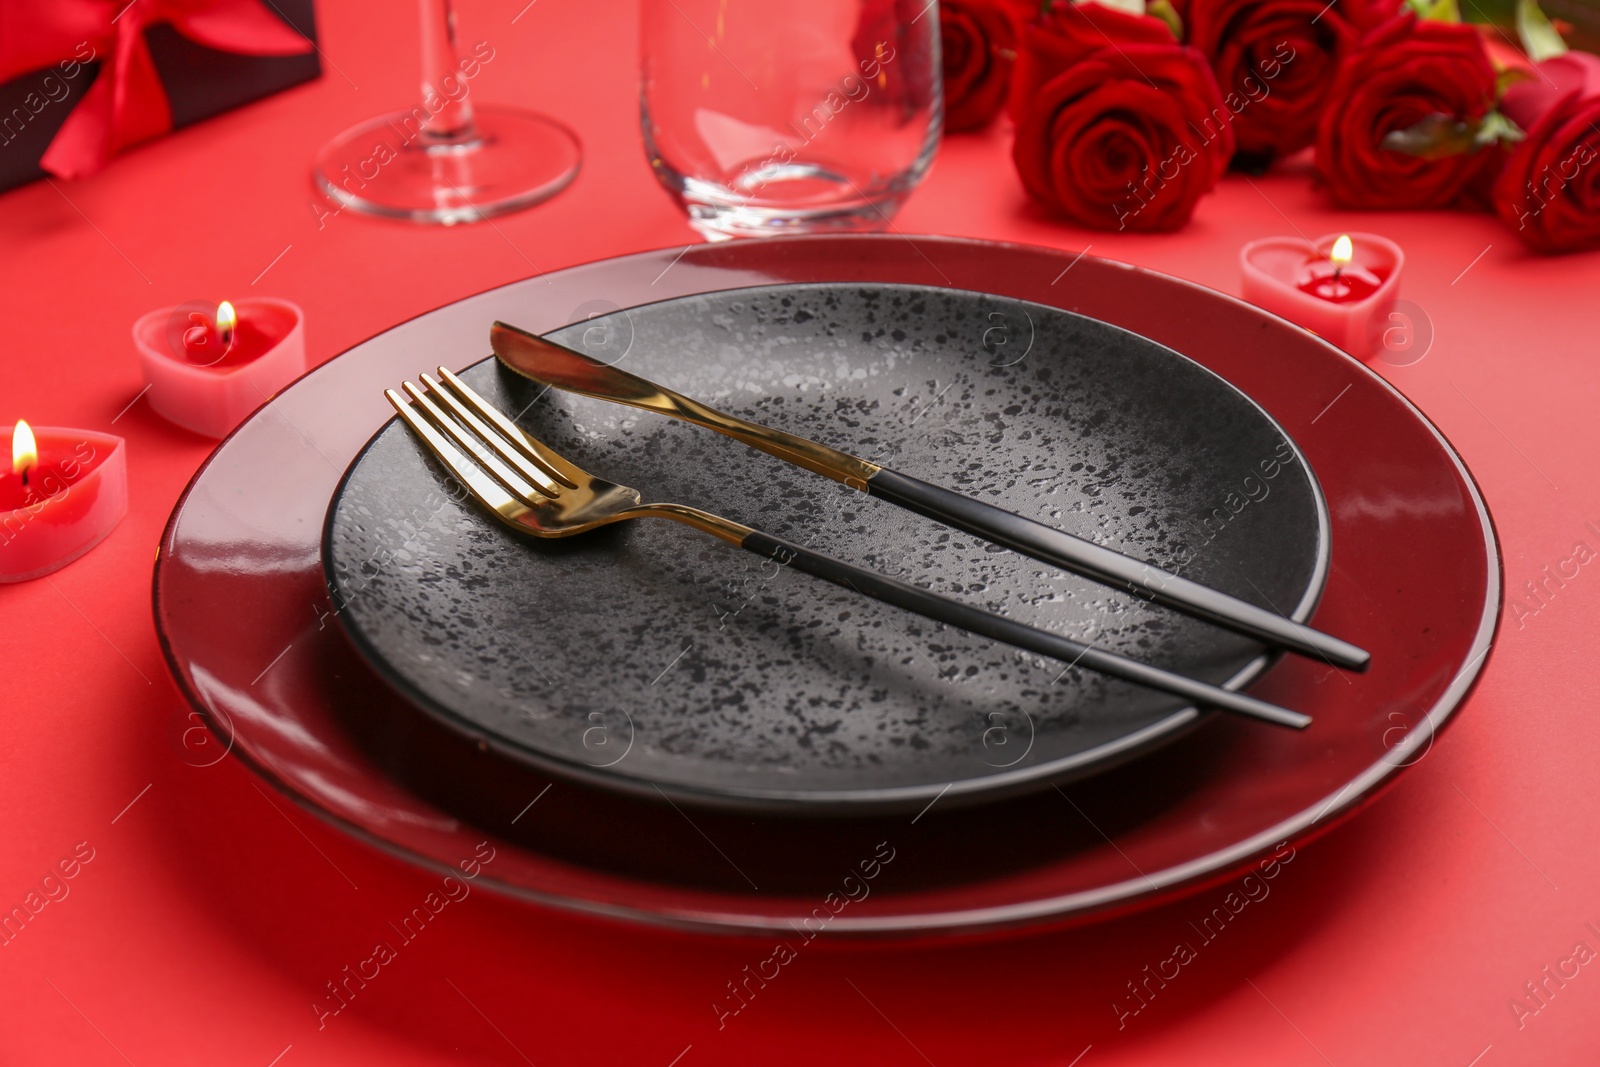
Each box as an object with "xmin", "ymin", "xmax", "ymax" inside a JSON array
[{"xmin": 385, "ymin": 366, "xmax": 1311, "ymax": 729}]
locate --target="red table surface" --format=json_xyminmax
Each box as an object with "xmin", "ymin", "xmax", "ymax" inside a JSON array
[{"xmin": 2, "ymin": 2, "xmax": 1596, "ymax": 1064}]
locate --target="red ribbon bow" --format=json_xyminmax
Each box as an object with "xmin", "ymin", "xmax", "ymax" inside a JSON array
[{"xmin": 0, "ymin": 0, "xmax": 312, "ymax": 179}]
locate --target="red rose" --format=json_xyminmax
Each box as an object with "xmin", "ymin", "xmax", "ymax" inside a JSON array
[
  {"xmin": 1493, "ymin": 51, "xmax": 1600, "ymax": 254},
  {"xmin": 1333, "ymin": 0, "xmax": 1405, "ymax": 32},
  {"xmin": 941, "ymin": 0, "xmax": 1029, "ymax": 132},
  {"xmin": 1315, "ymin": 14, "xmax": 1498, "ymax": 209},
  {"xmin": 1171, "ymin": 0, "xmax": 1400, "ymax": 29},
  {"xmin": 1011, "ymin": 0, "xmax": 1175, "ymax": 99},
  {"xmin": 1183, "ymin": 0, "xmax": 1358, "ymax": 160},
  {"xmin": 1010, "ymin": 2, "xmax": 1233, "ymax": 231}
]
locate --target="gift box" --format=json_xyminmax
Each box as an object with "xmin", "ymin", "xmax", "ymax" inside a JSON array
[{"xmin": 0, "ymin": 0, "xmax": 321, "ymax": 192}]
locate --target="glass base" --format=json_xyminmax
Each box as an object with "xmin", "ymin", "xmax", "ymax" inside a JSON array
[
  {"xmin": 685, "ymin": 199, "xmax": 906, "ymax": 241},
  {"xmin": 662, "ymin": 158, "xmax": 918, "ymax": 240},
  {"xmin": 314, "ymin": 105, "xmax": 581, "ymax": 225}
]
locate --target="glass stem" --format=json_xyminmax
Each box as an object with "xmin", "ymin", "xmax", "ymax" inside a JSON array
[{"xmin": 419, "ymin": 0, "xmax": 476, "ymax": 140}]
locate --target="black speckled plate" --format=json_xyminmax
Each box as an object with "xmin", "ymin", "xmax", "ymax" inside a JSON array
[{"xmin": 323, "ymin": 282, "xmax": 1328, "ymax": 814}]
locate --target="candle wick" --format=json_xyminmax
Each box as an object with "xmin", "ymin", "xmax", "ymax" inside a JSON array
[
  {"xmin": 1332, "ymin": 266, "xmax": 1343, "ymax": 285},
  {"xmin": 19, "ymin": 465, "xmax": 28, "ymax": 489}
]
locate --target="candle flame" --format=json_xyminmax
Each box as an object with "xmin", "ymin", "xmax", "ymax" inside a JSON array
[
  {"xmin": 216, "ymin": 300, "xmax": 236, "ymax": 341},
  {"xmin": 12, "ymin": 419, "xmax": 36, "ymax": 477},
  {"xmin": 1329, "ymin": 235, "xmax": 1354, "ymax": 269}
]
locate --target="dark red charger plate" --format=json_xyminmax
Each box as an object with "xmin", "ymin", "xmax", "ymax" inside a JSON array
[{"xmin": 153, "ymin": 235, "xmax": 1498, "ymax": 938}]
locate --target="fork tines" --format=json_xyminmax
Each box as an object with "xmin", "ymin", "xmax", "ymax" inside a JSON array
[{"xmin": 387, "ymin": 368, "xmax": 579, "ymax": 507}]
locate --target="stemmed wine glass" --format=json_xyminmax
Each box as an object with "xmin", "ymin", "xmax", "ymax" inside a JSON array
[{"xmin": 313, "ymin": 0, "xmax": 581, "ymax": 225}]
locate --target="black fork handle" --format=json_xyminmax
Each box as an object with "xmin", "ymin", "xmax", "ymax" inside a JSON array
[{"xmin": 739, "ymin": 530, "xmax": 1310, "ymax": 730}]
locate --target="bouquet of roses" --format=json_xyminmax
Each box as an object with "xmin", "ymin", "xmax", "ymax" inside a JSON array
[{"xmin": 939, "ymin": 0, "xmax": 1600, "ymax": 252}]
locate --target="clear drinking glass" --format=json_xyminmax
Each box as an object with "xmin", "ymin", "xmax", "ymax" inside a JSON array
[
  {"xmin": 640, "ymin": 0, "xmax": 942, "ymax": 239},
  {"xmin": 313, "ymin": 0, "xmax": 581, "ymax": 226}
]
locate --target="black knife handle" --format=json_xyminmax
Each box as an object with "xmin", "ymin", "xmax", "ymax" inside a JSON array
[
  {"xmin": 864, "ymin": 467, "xmax": 1368, "ymax": 672},
  {"xmin": 739, "ymin": 530, "xmax": 1309, "ymax": 729}
]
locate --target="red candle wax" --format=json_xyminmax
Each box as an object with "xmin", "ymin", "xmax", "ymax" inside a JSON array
[
  {"xmin": 1296, "ymin": 260, "xmax": 1384, "ymax": 303},
  {"xmin": 133, "ymin": 298, "xmax": 307, "ymax": 439},
  {"xmin": 0, "ymin": 424, "xmax": 128, "ymax": 583},
  {"xmin": 176, "ymin": 312, "xmax": 273, "ymax": 371}
]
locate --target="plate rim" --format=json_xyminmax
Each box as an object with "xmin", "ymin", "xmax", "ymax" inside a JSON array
[{"xmin": 152, "ymin": 233, "xmax": 1500, "ymax": 937}]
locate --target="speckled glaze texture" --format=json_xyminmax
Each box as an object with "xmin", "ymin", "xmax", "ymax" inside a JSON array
[{"xmin": 325, "ymin": 283, "xmax": 1325, "ymax": 810}]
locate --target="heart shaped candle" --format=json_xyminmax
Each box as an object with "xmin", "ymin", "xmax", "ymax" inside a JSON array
[
  {"xmin": 1240, "ymin": 232, "xmax": 1404, "ymax": 361},
  {"xmin": 133, "ymin": 298, "xmax": 307, "ymax": 438},
  {"xmin": 1, "ymin": 421, "xmax": 128, "ymax": 582}
]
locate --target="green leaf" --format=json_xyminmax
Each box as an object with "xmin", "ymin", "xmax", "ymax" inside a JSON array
[
  {"xmin": 1474, "ymin": 109, "xmax": 1526, "ymax": 147},
  {"xmin": 1516, "ymin": 0, "xmax": 1568, "ymax": 61},
  {"xmin": 1495, "ymin": 66, "xmax": 1533, "ymax": 96},
  {"xmin": 1079, "ymin": 0, "xmax": 1147, "ymax": 14},
  {"xmin": 1381, "ymin": 110, "xmax": 1525, "ymax": 159},
  {"xmin": 1459, "ymin": 0, "xmax": 1518, "ymax": 27},
  {"xmin": 1147, "ymin": 0, "xmax": 1183, "ymax": 37},
  {"xmin": 1420, "ymin": 0, "xmax": 1462, "ymax": 23},
  {"xmin": 1381, "ymin": 114, "xmax": 1477, "ymax": 158}
]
